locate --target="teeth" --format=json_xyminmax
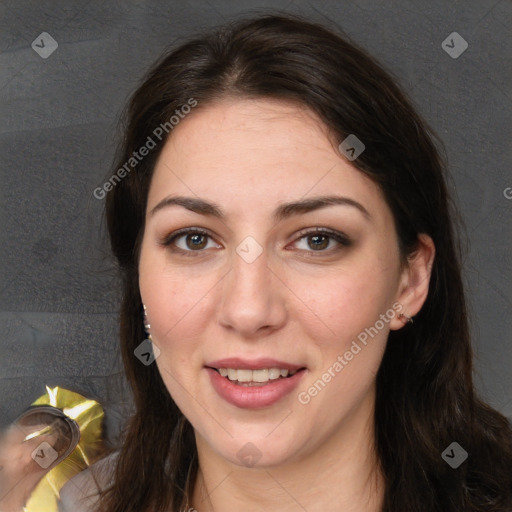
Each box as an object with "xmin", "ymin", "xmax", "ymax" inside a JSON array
[
  {"xmin": 217, "ymin": 367, "xmax": 296, "ymax": 383},
  {"xmin": 252, "ymin": 369, "xmax": 268, "ymax": 382},
  {"xmin": 237, "ymin": 369, "xmax": 253, "ymax": 382},
  {"xmin": 268, "ymin": 368, "xmax": 281, "ymax": 380}
]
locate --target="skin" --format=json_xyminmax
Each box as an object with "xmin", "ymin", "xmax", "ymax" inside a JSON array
[
  {"xmin": 0, "ymin": 422, "xmax": 64, "ymax": 511},
  {"xmin": 138, "ymin": 98, "xmax": 435, "ymax": 512}
]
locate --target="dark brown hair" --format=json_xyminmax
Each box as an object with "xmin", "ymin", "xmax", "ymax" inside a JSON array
[{"xmin": 99, "ymin": 13, "xmax": 512, "ymax": 512}]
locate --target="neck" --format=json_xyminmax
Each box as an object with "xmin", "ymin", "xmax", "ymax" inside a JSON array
[{"xmin": 190, "ymin": 388, "xmax": 384, "ymax": 512}]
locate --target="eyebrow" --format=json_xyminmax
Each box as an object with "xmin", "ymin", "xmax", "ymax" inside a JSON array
[{"xmin": 150, "ymin": 195, "xmax": 371, "ymax": 221}]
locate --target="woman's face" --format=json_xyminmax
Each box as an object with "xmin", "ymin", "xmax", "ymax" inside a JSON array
[{"xmin": 139, "ymin": 98, "xmax": 420, "ymax": 468}]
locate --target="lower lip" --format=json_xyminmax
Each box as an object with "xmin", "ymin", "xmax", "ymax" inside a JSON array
[{"xmin": 206, "ymin": 367, "xmax": 306, "ymax": 409}]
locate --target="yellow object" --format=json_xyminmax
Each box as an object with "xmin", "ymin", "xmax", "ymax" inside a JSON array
[{"xmin": 23, "ymin": 386, "xmax": 105, "ymax": 512}]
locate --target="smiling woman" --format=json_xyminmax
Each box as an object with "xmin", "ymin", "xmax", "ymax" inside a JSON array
[{"xmin": 60, "ymin": 12, "xmax": 512, "ymax": 512}]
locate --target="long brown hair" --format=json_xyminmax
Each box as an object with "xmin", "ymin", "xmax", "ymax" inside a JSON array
[{"xmin": 100, "ymin": 13, "xmax": 512, "ymax": 511}]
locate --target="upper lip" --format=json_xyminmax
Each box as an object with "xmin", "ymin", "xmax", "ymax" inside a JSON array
[{"xmin": 206, "ymin": 357, "xmax": 305, "ymax": 371}]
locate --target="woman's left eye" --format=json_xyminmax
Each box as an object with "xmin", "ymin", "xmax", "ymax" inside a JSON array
[{"xmin": 292, "ymin": 229, "xmax": 352, "ymax": 253}]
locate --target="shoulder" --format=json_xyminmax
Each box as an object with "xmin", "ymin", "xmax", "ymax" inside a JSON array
[{"xmin": 58, "ymin": 451, "xmax": 119, "ymax": 512}]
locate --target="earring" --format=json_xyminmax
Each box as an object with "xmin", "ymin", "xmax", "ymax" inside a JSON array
[
  {"xmin": 398, "ymin": 313, "xmax": 414, "ymax": 324},
  {"xmin": 143, "ymin": 304, "xmax": 152, "ymax": 340}
]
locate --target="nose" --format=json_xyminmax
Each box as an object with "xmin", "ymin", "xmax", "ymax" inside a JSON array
[{"xmin": 217, "ymin": 248, "xmax": 288, "ymax": 337}]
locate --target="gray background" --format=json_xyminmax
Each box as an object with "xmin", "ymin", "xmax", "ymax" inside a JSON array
[{"xmin": 1, "ymin": 0, "xmax": 511, "ymax": 446}]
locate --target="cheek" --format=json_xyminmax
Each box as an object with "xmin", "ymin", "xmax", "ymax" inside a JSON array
[
  {"xmin": 289, "ymin": 262, "xmax": 397, "ymax": 348},
  {"xmin": 144, "ymin": 283, "xmax": 208, "ymax": 347},
  {"xmin": 139, "ymin": 252, "xmax": 217, "ymax": 351}
]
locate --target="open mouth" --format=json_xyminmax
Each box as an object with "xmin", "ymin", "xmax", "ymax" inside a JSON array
[{"xmin": 207, "ymin": 367, "xmax": 306, "ymax": 386}]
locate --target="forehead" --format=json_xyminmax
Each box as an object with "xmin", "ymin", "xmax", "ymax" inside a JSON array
[
  {"xmin": 159, "ymin": 98, "xmax": 336, "ymax": 166},
  {"xmin": 148, "ymin": 98, "xmax": 386, "ymax": 219}
]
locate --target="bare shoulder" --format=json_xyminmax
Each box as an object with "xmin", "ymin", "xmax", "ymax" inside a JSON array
[{"xmin": 58, "ymin": 451, "xmax": 119, "ymax": 512}]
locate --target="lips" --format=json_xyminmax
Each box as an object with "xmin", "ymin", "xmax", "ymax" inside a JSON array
[
  {"xmin": 205, "ymin": 358, "xmax": 307, "ymax": 408},
  {"xmin": 206, "ymin": 357, "xmax": 304, "ymax": 372}
]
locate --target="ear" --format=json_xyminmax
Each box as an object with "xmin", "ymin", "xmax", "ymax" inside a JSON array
[{"xmin": 389, "ymin": 233, "xmax": 435, "ymax": 331}]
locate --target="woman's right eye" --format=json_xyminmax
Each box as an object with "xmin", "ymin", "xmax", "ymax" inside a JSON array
[{"xmin": 162, "ymin": 228, "xmax": 222, "ymax": 254}]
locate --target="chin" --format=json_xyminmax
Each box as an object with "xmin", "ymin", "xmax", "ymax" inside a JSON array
[{"xmin": 207, "ymin": 432, "xmax": 303, "ymax": 469}]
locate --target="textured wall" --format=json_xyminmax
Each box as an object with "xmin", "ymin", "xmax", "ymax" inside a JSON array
[{"xmin": 1, "ymin": 0, "xmax": 511, "ymax": 445}]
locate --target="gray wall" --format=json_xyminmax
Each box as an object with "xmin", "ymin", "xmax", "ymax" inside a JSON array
[{"xmin": 1, "ymin": 0, "xmax": 511, "ymax": 444}]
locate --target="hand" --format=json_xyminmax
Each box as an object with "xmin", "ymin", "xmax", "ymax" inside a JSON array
[{"xmin": 0, "ymin": 420, "xmax": 65, "ymax": 512}]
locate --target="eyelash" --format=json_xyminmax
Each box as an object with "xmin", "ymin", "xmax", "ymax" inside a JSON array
[
  {"xmin": 294, "ymin": 227, "xmax": 352, "ymax": 255},
  {"xmin": 160, "ymin": 227, "xmax": 352, "ymax": 257}
]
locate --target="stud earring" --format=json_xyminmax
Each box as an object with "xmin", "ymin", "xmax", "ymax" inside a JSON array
[
  {"xmin": 142, "ymin": 304, "xmax": 152, "ymax": 340},
  {"xmin": 398, "ymin": 313, "xmax": 414, "ymax": 324}
]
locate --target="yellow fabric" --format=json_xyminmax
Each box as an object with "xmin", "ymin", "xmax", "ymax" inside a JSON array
[{"xmin": 23, "ymin": 386, "xmax": 104, "ymax": 512}]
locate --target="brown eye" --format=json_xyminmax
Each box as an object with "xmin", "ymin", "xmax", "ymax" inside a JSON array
[
  {"xmin": 185, "ymin": 233, "xmax": 208, "ymax": 250},
  {"xmin": 307, "ymin": 234, "xmax": 330, "ymax": 251},
  {"xmin": 292, "ymin": 228, "xmax": 352, "ymax": 254},
  {"xmin": 162, "ymin": 228, "xmax": 221, "ymax": 254}
]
